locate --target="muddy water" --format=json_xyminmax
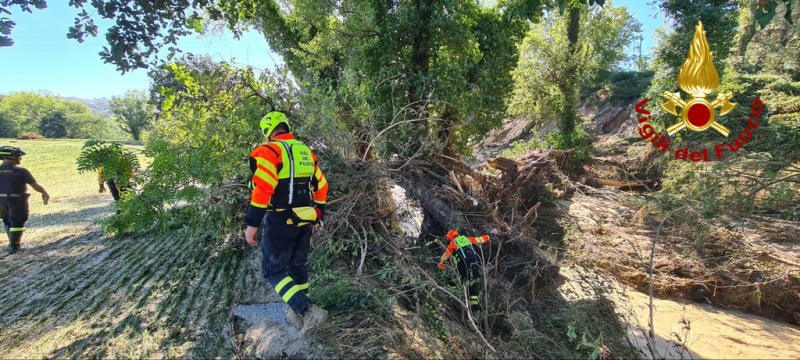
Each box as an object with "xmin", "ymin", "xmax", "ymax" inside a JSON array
[
  {"xmin": 623, "ymin": 289, "xmax": 800, "ymax": 360},
  {"xmin": 559, "ymin": 266, "xmax": 800, "ymax": 359}
]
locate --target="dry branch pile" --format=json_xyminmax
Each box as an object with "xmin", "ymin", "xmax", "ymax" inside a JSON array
[{"xmin": 382, "ymin": 149, "xmax": 588, "ymax": 293}]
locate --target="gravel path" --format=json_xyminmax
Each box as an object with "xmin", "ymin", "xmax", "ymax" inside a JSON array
[{"xmin": 234, "ymin": 303, "xmax": 288, "ymax": 324}]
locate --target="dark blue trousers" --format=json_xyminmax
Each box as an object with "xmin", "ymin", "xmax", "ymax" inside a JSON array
[{"xmin": 260, "ymin": 210, "xmax": 313, "ymax": 314}]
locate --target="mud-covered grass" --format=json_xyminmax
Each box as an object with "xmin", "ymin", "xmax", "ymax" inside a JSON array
[
  {"xmin": 0, "ymin": 139, "xmax": 253, "ymax": 358},
  {"xmin": 559, "ymin": 189, "xmax": 800, "ymax": 326}
]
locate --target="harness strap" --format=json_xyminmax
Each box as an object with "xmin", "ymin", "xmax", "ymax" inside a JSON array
[{"xmin": 278, "ymin": 141, "xmax": 295, "ymax": 205}]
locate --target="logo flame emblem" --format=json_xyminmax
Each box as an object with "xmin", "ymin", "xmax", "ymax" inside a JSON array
[{"xmin": 661, "ymin": 21, "xmax": 737, "ymax": 137}]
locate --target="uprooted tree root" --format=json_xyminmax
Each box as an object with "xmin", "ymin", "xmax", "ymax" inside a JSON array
[{"xmin": 290, "ymin": 155, "xmax": 641, "ymax": 359}]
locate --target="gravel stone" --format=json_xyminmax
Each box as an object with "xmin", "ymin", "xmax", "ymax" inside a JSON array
[{"xmin": 234, "ymin": 303, "xmax": 288, "ymax": 324}]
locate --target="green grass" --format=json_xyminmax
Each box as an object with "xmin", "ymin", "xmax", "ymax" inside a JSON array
[{"xmin": 0, "ymin": 138, "xmax": 249, "ymax": 358}]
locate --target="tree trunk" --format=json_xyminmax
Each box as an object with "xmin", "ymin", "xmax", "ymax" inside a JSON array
[
  {"xmin": 409, "ymin": 0, "xmax": 433, "ymax": 143},
  {"xmin": 558, "ymin": 6, "xmax": 581, "ymax": 138},
  {"xmin": 437, "ymin": 105, "xmax": 458, "ymax": 157},
  {"xmin": 737, "ymin": 0, "xmax": 757, "ymax": 57}
]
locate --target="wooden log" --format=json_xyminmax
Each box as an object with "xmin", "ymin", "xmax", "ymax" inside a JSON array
[
  {"xmin": 394, "ymin": 177, "xmax": 472, "ymax": 233},
  {"xmin": 487, "ymin": 157, "xmax": 520, "ymax": 179}
]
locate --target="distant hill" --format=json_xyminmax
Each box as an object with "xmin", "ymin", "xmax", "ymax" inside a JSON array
[{"xmin": 64, "ymin": 97, "xmax": 111, "ymax": 116}]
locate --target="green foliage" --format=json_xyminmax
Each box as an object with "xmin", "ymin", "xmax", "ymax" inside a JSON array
[
  {"xmin": 497, "ymin": 299, "xmax": 640, "ymax": 359},
  {"xmin": 76, "ymin": 139, "xmax": 140, "ymax": 188},
  {"xmin": 109, "ymin": 89, "xmax": 155, "ymax": 141},
  {"xmin": 38, "ymin": 110, "xmax": 68, "ymax": 138},
  {"xmin": 345, "ymin": 1, "xmax": 531, "ymax": 157},
  {"xmin": 501, "ymin": 124, "xmax": 592, "ymax": 170},
  {"xmin": 0, "ymin": 0, "xmax": 47, "ymax": 47},
  {"xmin": 8, "ymin": 0, "xmax": 569, "ymax": 160},
  {"xmin": 65, "ymin": 112, "xmax": 129, "ymax": 139},
  {"xmin": 653, "ymin": 0, "xmax": 739, "ymax": 74},
  {"xmin": 732, "ymin": 0, "xmax": 800, "ymax": 79},
  {"xmin": 644, "ymin": 0, "xmax": 739, "ymax": 130},
  {"xmin": 310, "ymin": 270, "xmax": 390, "ymax": 315},
  {"xmin": 0, "ymin": 91, "xmax": 121, "ymax": 139},
  {"xmin": 754, "ymin": 0, "xmax": 797, "ymax": 29},
  {"xmin": 508, "ymin": 2, "xmax": 641, "ymax": 130},
  {"xmin": 644, "ymin": 0, "xmax": 739, "ymax": 129},
  {"xmin": 595, "ymin": 71, "xmax": 655, "ymax": 103},
  {"xmin": 0, "ymin": 91, "xmax": 69, "ymax": 136},
  {"xmin": 103, "ymin": 55, "xmax": 282, "ymax": 237}
]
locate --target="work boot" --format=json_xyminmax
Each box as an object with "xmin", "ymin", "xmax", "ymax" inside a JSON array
[
  {"xmin": 6, "ymin": 231, "xmax": 22, "ymax": 255},
  {"xmin": 286, "ymin": 306, "xmax": 304, "ymax": 329},
  {"xmin": 300, "ymin": 304, "xmax": 329, "ymax": 332}
]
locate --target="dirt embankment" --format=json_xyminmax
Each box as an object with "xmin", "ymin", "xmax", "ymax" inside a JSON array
[{"xmin": 470, "ymin": 99, "xmax": 800, "ymax": 354}]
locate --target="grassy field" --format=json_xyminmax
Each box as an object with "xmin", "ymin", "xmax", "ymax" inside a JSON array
[{"xmin": 0, "ymin": 139, "xmax": 271, "ymax": 358}]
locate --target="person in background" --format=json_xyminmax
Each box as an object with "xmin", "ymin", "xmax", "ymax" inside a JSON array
[
  {"xmin": 438, "ymin": 229, "xmax": 491, "ymax": 312},
  {"xmin": 0, "ymin": 146, "xmax": 49, "ymax": 255},
  {"xmin": 97, "ymin": 164, "xmax": 134, "ymax": 201}
]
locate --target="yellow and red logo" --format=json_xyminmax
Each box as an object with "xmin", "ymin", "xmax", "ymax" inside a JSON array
[{"xmin": 635, "ymin": 21, "xmax": 763, "ymax": 162}]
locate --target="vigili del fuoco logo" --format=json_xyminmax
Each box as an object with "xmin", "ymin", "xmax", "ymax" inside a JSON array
[{"xmin": 635, "ymin": 21, "xmax": 764, "ymax": 162}]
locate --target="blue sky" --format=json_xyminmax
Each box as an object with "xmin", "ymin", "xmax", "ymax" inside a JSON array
[{"xmin": 0, "ymin": 0, "xmax": 665, "ymax": 99}]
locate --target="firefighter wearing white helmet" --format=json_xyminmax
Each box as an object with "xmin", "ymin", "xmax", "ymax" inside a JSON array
[
  {"xmin": 243, "ymin": 111, "xmax": 330, "ymax": 332},
  {"xmin": 0, "ymin": 146, "xmax": 49, "ymax": 255}
]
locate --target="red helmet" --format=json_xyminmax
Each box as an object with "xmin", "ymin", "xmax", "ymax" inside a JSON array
[{"xmin": 446, "ymin": 230, "xmax": 458, "ymax": 241}]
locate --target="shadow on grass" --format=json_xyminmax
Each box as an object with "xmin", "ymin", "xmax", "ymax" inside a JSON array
[{"xmin": 47, "ymin": 314, "xmax": 144, "ymax": 359}]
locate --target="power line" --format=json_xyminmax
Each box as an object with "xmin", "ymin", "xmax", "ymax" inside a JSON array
[
  {"xmin": 8, "ymin": 40, "xmax": 266, "ymax": 48},
  {"xmin": 5, "ymin": 44, "xmax": 269, "ymax": 53}
]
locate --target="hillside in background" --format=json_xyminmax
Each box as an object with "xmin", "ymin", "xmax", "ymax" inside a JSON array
[{"xmin": 64, "ymin": 97, "xmax": 111, "ymax": 116}]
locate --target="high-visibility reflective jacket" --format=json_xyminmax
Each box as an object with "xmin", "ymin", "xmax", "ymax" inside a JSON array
[
  {"xmin": 440, "ymin": 234, "xmax": 490, "ymax": 264},
  {"xmin": 244, "ymin": 133, "xmax": 328, "ymax": 227}
]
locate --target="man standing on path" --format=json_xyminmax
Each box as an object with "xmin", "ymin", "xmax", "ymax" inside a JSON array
[
  {"xmin": 0, "ymin": 146, "xmax": 49, "ymax": 255},
  {"xmin": 243, "ymin": 111, "xmax": 330, "ymax": 332}
]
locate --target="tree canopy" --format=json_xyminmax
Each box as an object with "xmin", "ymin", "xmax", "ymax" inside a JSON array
[
  {"xmin": 0, "ymin": 91, "xmax": 124, "ymax": 139},
  {"xmin": 109, "ymin": 90, "xmax": 155, "ymax": 141}
]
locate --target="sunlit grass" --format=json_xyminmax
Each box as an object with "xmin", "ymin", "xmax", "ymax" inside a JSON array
[{"xmin": 0, "ymin": 138, "xmax": 246, "ymax": 359}]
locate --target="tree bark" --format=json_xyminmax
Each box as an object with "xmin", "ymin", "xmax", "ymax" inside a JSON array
[
  {"xmin": 737, "ymin": 0, "xmax": 757, "ymax": 57},
  {"xmin": 557, "ymin": 6, "xmax": 582, "ymax": 137}
]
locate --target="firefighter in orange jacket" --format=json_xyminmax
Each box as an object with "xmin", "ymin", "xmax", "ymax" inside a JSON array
[
  {"xmin": 243, "ymin": 111, "xmax": 330, "ymax": 332},
  {"xmin": 438, "ymin": 229, "xmax": 490, "ymax": 312}
]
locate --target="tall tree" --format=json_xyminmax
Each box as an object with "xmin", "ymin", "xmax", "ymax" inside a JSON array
[
  {"xmin": 654, "ymin": 0, "xmax": 739, "ymax": 74},
  {"xmin": 39, "ymin": 110, "xmax": 68, "ymax": 138},
  {"xmin": 0, "ymin": 91, "xmax": 64, "ymax": 136},
  {"xmin": 109, "ymin": 90, "xmax": 154, "ymax": 141},
  {"xmin": 644, "ymin": 0, "xmax": 739, "ymax": 129},
  {"xmin": 509, "ymin": 2, "xmax": 641, "ymax": 135},
  {"xmin": 558, "ymin": 5, "xmax": 582, "ymax": 137},
  {"xmin": 2, "ymin": 0, "xmax": 604, "ymax": 158}
]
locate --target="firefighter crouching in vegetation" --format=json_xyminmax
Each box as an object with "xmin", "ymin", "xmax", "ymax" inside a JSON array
[
  {"xmin": 244, "ymin": 111, "xmax": 330, "ymax": 331},
  {"xmin": 0, "ymin": 146, "xmax": 49, "ymax": 255},
  {"xmin": 438, "ymin": 229, "xmax": 491, "ymax": 312}
]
